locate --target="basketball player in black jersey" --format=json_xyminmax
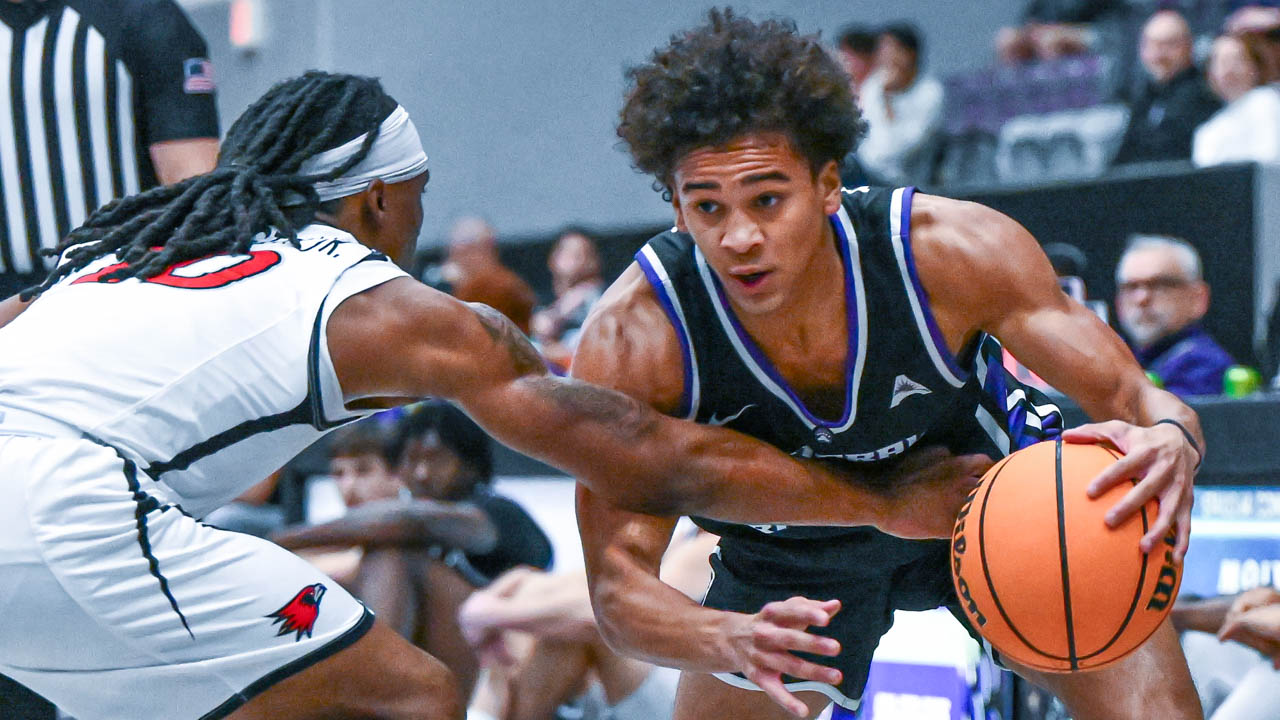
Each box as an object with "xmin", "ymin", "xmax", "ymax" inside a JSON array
[{"xmin": 573, "ymin": 10, "xmax": 1203, "ymax": 720}]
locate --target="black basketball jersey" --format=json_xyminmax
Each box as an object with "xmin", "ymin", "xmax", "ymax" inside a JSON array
[{"xmin": 636, "ymin": 186, "xmax": 1063, "ymax": 576}]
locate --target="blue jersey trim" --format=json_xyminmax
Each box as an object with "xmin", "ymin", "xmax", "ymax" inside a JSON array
[
  {"xmin": 699, "ymin": 212, "xmax": 861, "ymax": 428},
  {"xmin": 635, "ymin": 246, "xmax": 696, "ymax": 419},
  {"xmin": 975, "ymin": 338, "xmax": 1064, "ymax": 450},
  {"xmin": 896, "ymin": 187, "xmax": 969, "ymax": 382}
]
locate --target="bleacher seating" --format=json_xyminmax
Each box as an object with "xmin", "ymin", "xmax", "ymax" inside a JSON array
[{"xmin": 938, "ymin": 55, "xmax": 1122, "ymax": 186}]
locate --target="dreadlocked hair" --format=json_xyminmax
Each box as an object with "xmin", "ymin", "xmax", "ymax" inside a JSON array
[{"xmin": 22, "ymin": 71, "xmax": 400, "ymax": 300}]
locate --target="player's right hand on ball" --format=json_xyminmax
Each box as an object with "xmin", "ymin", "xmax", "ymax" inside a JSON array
[
  {"xmin": 877, "ymin": 447, "xmax": 993, "ymax": 539},
  {"xmin": 721, "ymin": 596, "xmax": 843, "ymax": 718}
]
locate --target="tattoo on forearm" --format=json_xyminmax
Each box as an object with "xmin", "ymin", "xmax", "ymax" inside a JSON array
[
  {"xmin": 526, "ymin": 375, "xmax": 660, "ymax": 443},
  {"xmin": 470, "ymin": 302, "xmax": 547, "ymax": 377}
]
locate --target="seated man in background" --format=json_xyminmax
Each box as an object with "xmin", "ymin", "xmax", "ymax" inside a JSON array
[
  {"xmin": 1113, "ymin": 9, "xmax": 1222, "ymax": 165},
  {"xmin": 274, "ymin": 401, "xmax": 553, "ymax": 703},
  {"xmin": 281, "ymin": 420, "xmax": 408, "ymax": 586},
  {"xmin": 1172, "ymin": 587, "xmax": 1280, "ymax": 719},
  {"xmin": 459, "ymin": 528, "xmax": 719, "ymax": 720},
  {"xmin": 1114, "ymin": 235, "xmax": 1233, "ymax": 397},
  {"xmin": 854, "ymin": 23, "xmax": 944, "ymax": 186}
]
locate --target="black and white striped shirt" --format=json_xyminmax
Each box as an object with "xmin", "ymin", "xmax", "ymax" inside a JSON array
[{"xmin": 0, "ymin": 0, "xmax": 218, "ymax": 276}]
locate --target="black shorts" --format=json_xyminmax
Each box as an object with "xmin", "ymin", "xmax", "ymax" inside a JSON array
[{"xmin": 701, "ymin": 529, "xmax": 976, "ymax": 708}]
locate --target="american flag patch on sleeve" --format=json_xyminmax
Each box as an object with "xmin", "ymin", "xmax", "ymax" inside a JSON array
[{"xmin": 183, "ymin": 58, "xmax": 216, "ymax": 94}]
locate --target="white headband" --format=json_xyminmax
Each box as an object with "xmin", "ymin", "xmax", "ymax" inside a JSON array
[{"xmin": 300, "ymin": 105, "xmax": 429, "ymax": 202}]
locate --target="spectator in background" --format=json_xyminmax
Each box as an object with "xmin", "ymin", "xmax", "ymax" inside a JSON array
[
  {"xmin": 531, "ymin": 228, "xmax": 605, "ymax": 370},
  {"xmin": 433, "ymin": 216, "xmax": 538, "ymax": 334},
  {"xmin": 1172, "ymin": 587, "xmax": 1280, "ymax": 719},
  {"xmin": 1194, "ymin": 33, "xmax": 1280, "ymax": 166},
  {"xmin": 0, "ymin": 0, "xmax": 219, "ymax": 300},
  {"xmin": 282, "ymin": 421, "xmax": 409, "ymax": 588},
  {"xmin": 273, "ymin": 402, "xmax": 553, "ymax": 702},
  {"xmin": 1218, "ymin": 586, "xmax": 1280, "ymax": 668},
  {"xmin": 1115, "ymin": 235, "xmax": 1233, "ymax": 397},
  {"xmin": 996, "ymin": 0, "xmax": 1123, "ymax": 64},
  {"xmin": 1113, "ymin": 10, "xmax": 1222, "ymax": 166},
  {"xmin": 330, "ymin": 420, "xmax": 408, "ymax": 509},
  {"xmin": 460, "ymin": 529, "xmax": 718, "ymax": 720},
  {"xmin": 855, "ymin": 23, "xmax": 944, "ymax": 186},
  {"xmin": 836, "ymin": 24, "xmax": 878, "ymax": 95},
  {"xmin": 1226, "ymin": 4, "xmax": 1280, "ymax": 37}
]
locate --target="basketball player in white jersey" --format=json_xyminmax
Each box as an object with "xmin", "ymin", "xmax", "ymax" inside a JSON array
[{"xmin": 0, "ymin": 72, "xmax": 989, "ymax": 720}]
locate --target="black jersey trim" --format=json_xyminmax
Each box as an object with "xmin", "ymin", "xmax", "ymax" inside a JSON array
[
  {"xmin": 122, "ymin": 455, "xmax": 195, "ymax": 640},
  {"xmin": 197, "ymin": 607, "xmax": 375, "ymax": 720},
  {"xmin": 79, "ymin": 434, "xmax": 198, "ymax": 641},
  {"xmin": 146, "ymin": 400, "xmax": 313, "ymax": 477},
  {"xmin": 305, "ymin": 249, "xmax": 398, "ymax": 431}
]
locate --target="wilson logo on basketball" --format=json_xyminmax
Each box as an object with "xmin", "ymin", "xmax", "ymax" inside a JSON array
[
  {"xmin": 267, "ymin": 583, "xmax": 326, "ymax": 641},
  {"xmin": 951, "ymin": 485, "xmax": 988, "ymax": 627},
  {"xmin": 1145, "ymin": 530, "xmax": 1181, "ymax": 612}
]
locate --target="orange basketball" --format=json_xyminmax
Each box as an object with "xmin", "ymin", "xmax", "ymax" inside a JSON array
[{"xmin": 950, "ymin": 439, "xmax": 1181, "ymax": 673}]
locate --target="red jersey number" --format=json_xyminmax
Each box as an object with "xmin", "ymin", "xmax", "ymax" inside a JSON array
[{"xmin": 72, "ymin": 251, "xmax": 282, "ymax": 289}]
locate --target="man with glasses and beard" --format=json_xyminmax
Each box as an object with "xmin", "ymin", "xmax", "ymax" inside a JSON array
[{"xmin": 1115, "ymin": 234, "xmax": 1233, "ymax": 397}]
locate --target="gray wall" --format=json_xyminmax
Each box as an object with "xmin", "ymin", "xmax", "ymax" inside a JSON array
[{"xmin": 183, "ymin": 0, "xmax": 1019, "ymax": 245}]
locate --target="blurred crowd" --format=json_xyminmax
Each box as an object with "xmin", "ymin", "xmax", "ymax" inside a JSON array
[{"xmin": 847, "ymin": 1, "xmax": 1280, "ymax": 188}]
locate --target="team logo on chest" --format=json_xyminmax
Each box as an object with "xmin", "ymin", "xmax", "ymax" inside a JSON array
[
  {"xmin": 267, "ymin": 583, "xmax": 326, "ymax": 641},
  {"xmin": 889, "ymin": 374, "xmax": 932, "ymax": 408}
]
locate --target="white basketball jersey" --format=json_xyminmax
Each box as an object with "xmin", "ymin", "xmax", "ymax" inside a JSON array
[{"xmin": 0, "ymin": 224, "xmax": 408, "ymax": 516}]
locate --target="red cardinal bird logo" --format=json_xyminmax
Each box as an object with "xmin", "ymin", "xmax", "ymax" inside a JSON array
[{"xmin": 267, "ymin": 583, "xmax": 326, "ymax": 641}]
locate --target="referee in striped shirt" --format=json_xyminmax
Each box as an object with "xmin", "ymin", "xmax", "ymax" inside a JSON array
[{"xmin": 0, "ymin": 0, "xmax": 219, "ymax": 299}]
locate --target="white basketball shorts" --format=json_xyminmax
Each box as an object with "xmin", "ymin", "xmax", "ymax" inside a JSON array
[{"xmin": 0, "ymin": 430, "xmax": 371, "ymax": 720}]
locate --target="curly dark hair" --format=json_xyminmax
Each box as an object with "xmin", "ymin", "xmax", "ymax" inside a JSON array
[{"xmin": 618, "ymin": 8, "xmax": 865, "ymax": 194}]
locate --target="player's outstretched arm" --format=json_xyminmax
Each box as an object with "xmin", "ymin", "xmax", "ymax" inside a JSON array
[
  {"xmin": 910, "ymin": 194, "xmax": 1203, "ymax": 560},
  {"xmin": 327, "ymin": 276, "xmax": 983, "ymax": 531}
]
